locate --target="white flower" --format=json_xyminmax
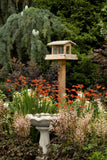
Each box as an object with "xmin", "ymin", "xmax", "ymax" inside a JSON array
[
  {"xmin": 13, "ymin": 91, "xmax": 21, "ymax": 98},
  {"xmin": 25, "ymin": 5, "xmax": 28, "ymax": 10},
  {"xmin": 36, "ymin": 30, "xmax": 39, "ymax": 35},
  {"xmin": 3, "ymin": 102, "xmax": 9, "ymax": 109},
  {"xmin": 32, "ymin": 29, "xmax": 39, "ymax": 37},
  {"xmin": 95, "ymin": 98, "xmax": 103, "ymax": 112},
  {"xmin": 78, "ymin": 91, "xmax": 84, "ymax": 98},
  {"xmin": 21, "ymin": 11, "xmax": 23, "ymax": 16},
  {"xmin": 27, "ymin": 89, "xmax": 32, "ymax": 96}
]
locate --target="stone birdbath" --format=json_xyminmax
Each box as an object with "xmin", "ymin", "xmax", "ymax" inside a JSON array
[{"xmin": 26, "ymin": 113, "xmax": 58, "ymax": 154}]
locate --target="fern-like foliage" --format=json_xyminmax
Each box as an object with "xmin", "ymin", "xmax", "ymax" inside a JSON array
[{"xmin": 0, "ymin": 7, "xmax": 70, "ymax": 72}]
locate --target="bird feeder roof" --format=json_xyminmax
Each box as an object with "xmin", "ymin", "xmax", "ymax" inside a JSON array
[{"xmin": 47, "ymin": 40, "xmax": 76, "ymax": 46}]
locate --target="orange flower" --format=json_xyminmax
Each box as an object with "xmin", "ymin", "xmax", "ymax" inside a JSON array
[
  {"xmin": 98, "ymin": 93, "xmax": 102, "ymax": 96},
  {"xmin": 74, "ymin": 85, "xmax": 79, "ymax": 88},
  {"xmin": 70, "ymin": 94, "xmax": 74, "ymax": 97},
  {"xmin": 22, "ymin": 80, "xmax": 26, "ymax": 84},
  {"xmin": 97, "ymin": 86, "xmax": 101, "ymax": 89},
  {"xmin": 55, "ymin": 90, "xmax": 60, "ymax": 93},
  {"xmin": 8, "ymin": 89, "xmax": 11, "ymax": 91},
  {"xmin": 76, "ymin": 96, "xmax": 81, "ymax": 100},
  {"xmin": 65, "ymin": 88, "xmax": 69, "ymax": 91},
  {"xmin": 93, "ymin": 90, "xmax": 97, "ymax": 92},
  {"xmin": 56, "ymin": 84, "xmax": 59, "ymax": 87},
  {"xmin": 55, "ymin": 103, "xmax": 58, "ymax": 106},
  {"xmin": 57, "ymin": 97, "xmax": 61, "ymax": 102},
  {"xmin": 71, "ymin": 89, "xmax": 76, "ymax": 92},
  {"xmin": 72, "ymin": 85, "xmax": 76, "ymax": 88},
  {"xmin": 64, "ymin": 96, "xmax": 68, "ymax": 98},
  {"xmin": 69, "ymin": 106, "xmax": 73, "ymax": 109},
  {"xmin": 102, "ymin": 87, "xmax": 105, "ymax": 90},
  {"xmin": 103, "ymin": 106, "xmax": 107, "ymax": 109},
  {"xmin": 68, "ymin": 100, "xmax": 74, "ymax": 104},
  {"xmin": 14, "ymin": 82, "xmax": 18, "ymax": 85},
  {"xmin": 94, "ymin": 97, "xmax": 98, "ymax": 99},
  {"xmin": 23, "ymin": 76, "xmax": 26, "ymax": 79},
  {"xmin": 7, "ymin": 79, "xmax": 11, "ymax": 82},
  {"xmin": 80, "ymin": 84, "xmax": 84, "ymax": 89},
  {"xmin": 105, "ymin": 93, "xmax": 107, "ymax": 96},
  {"xmin": 18, "ymin": 76, "xmax": 21, "ymax": 80},
  {"xmin": 82, "ymin": 98, "xmax": 85, "ymax": 101},
  {"xmin": 85, "ymin": 92, "xmax": 91, "ymax": 97},
  {"xmin": 44, "ymin": 93, "xmax": 48, "ymax": 96},
  {"xmin": 89, "ymin": 89, "xmax": 94, "ymax": 93},
  {"xmin": 86, "ymin": 98, "xmax": 90, "ymax": 101},
  {"xmin": 76, "ymin": 91, "xmax": 79, "ymax": 94},
  {"xmin": 31, "ymin": 80, "xmax": 35, "ymax": 83}
]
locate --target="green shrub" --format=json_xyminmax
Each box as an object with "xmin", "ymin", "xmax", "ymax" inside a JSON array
[{"xmin": 89, "ymin": 151, "xmax": 107, "ymax": 160}]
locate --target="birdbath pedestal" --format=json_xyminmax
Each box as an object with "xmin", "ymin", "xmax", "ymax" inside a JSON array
[{"xmin": 36, "ymin": 126, "xmax": 50, "ymax": 154}]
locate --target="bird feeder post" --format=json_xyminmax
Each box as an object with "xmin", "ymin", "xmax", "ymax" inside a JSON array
[
  {"xmin": 45, "ymin": 40, "xmax": 78, "ymax": 99},
  {"xmin": 58, "ymin": 60, "xmax": 66, "ymax": 98}
]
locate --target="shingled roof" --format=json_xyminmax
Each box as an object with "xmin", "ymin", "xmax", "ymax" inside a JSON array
[{"xmin": 47, "ymin": 40, "xmax": 76, "ymax": 46}]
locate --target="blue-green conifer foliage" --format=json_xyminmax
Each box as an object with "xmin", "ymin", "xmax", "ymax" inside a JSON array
[{"xmin": 0, "ymin": 7, "xmax": 70, "ymax": 69}]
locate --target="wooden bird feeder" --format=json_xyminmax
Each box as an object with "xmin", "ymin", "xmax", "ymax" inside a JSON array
[{"xmin": 45, "ymin": 40, "xmax": 78, "ymax": 98}]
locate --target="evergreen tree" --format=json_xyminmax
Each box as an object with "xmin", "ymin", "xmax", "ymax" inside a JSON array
[{"xmin": 0, "ymin": 7, "xmax": 71, "ymax": 73}]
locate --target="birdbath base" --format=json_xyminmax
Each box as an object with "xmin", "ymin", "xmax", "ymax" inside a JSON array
[{"xmin": 36, "ymin": 127, "xmax": 50, "ymax": 154}]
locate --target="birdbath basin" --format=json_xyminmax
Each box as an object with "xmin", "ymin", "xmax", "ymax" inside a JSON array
[{"xmin": 26, "ymin": 113, "xmax": 58, "ymax": 154}]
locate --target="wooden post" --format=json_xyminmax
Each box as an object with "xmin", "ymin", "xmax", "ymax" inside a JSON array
[
  {"xmin": 52, "ymin": 46, "xmax": 54, "ymax": 54},
  {"xmin": 58, "ymin": 60, "xmax": 66, "ymax": 98}
]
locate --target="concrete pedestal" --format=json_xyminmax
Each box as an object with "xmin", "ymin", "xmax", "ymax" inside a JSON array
[{"xmin": 36, "ymin": 127, "xmax": 50, "ymax": 154}]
